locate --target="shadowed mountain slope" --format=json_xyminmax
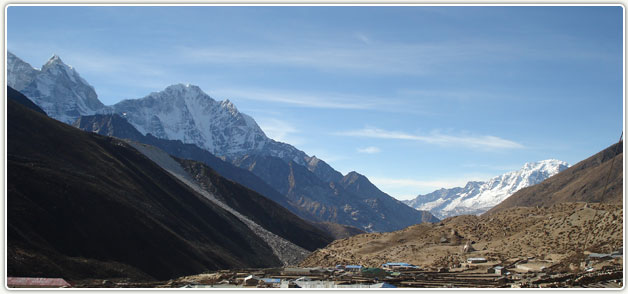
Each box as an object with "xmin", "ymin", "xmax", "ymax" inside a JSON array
[
  {"xmin": 487, "ymin": 141, "xmax": 623, "ymax": 215},
  {"xmin": 73, "ymin": 114, "xmax": 355, "ymax": 240},
  {"xmin": 74, "ymin": 114, "xmax": 303, "ymax": 217},
  {"xmin": 174, "ymin": 158, "xmax": 334, "ymax": 251},
  {"xmin": 7, "ymin": 89, "xmax": 283, "ymax": 281}
]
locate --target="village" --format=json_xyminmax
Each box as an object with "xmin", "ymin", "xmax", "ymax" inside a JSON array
[
  {"xmin": 165, "ymin": 252, "xmax": 622, "ymax": 289},
  {"xmin": 15, "ymin": 248, "xmax": 615, "ymax": 288}
]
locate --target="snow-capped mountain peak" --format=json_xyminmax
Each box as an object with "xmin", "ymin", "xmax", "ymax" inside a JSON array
[
  {"xmin": 7, "ymin": 52, "xmax": 344, "ymax": 187},
  {"xmin": 44, "ymin": 54, "xmax": 63, "ymax": 66},
  {"xmin": 404, "ymin": 159, "xmax": 570, "ymax": 219},
  {"xmin": 8, "ymin": 52, "xmax": 104, "ymax": 123},
  {"xmin": 109, "ymin": 83, "xmax": 271, "ymax": 156}
]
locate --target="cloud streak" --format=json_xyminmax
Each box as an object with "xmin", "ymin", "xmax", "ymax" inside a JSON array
[
  {"xmin": 336, "ymin": 127, "xmax": 524, "ymax": 150},
  {"xmin": 254, "ymin": 117, "xmax": 306, "ymax": 147},
  {"xmin": 357, "ymin": 146, "xmax": 381, "ymax": 154},
  {"xmin": 211, "ymin": 88, "xmax": 392, "ymax": 110},
  {"xmin": 176, "ymin": 41, "xmax": 502, "ymax": 75}
]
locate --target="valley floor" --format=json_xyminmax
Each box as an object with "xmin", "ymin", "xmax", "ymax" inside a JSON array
[{"xmin": 31, "ymin": 263, "xmax": 622, "ymax": 288}]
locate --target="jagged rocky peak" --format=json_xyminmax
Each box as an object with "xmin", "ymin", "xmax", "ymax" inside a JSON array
[
  {"xmin": 220, "ymin": 99, "xmax": 237, "ymax": 110},
  {"xmin": 110, "ymin": 83, "xmax": 269, "ymax": 156},
  {"xmin": 44, "ymin": 54, "xmax": 63, "ymax": 66},
  {"xmin": 8, "ymin": 52, "xmax": 104, "ymax": 124}
]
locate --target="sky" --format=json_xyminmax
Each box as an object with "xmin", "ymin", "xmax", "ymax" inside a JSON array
[{"xmin": 7, "ymin": 6, "xmax": 624, "ymax": 200}]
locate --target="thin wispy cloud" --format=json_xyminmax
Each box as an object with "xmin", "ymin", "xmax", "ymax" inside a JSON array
[
  {"xmin": 255, "ymin": 118, "xmax": 304, "ymax": 146},
  {"xmin": 336, "ymin": 127, "xmax": 524, "ymax": 150},
  {"xmin": 357, "ymin": 146, "xmax": 381, "ymax": 154},
  {"xmin": 176, "ymin": 36, "xmax": 610, "ymax": 76},
  {"xmin": 176, "ymin": 41, "xmax": 496, "ymax": 75},
  {"xmin": 211, "ymin": 88, "xmax": 390, "ymax": 110}
]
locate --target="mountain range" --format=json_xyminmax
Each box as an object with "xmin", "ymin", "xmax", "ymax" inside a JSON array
[
  {"xmin": 8, "ymin": 51, "xmax": 438, "ymax": 232},
  {"xmin": 403, "ymin": 159, "xmax": 569, "ymax": 219},
  {"xmin": 7, "ymin": 88, "xmax": 276, "ymax": 280},
  {"xmin": 488, "ymin": 141, "xmax": 623, "ymax": 214}
]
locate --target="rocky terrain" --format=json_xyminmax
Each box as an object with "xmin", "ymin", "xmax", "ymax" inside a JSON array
[{"xmin": 300, "ymin": 202, "xmax": 622, "ymax": 270}]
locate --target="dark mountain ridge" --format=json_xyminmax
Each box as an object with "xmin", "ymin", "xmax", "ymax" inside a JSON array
[
  {"xmin": 7, "ymin": 87, "xmax": 283, "ymax": 281},
  {"xmin": 74, "ymin": 113, "xmax": 360, "ymax": 239}
]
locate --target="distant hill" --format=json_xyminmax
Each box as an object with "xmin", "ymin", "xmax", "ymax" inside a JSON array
[
  {"xmin": 487, "ymin": 142, "xmax": 623, "ymax": 215},
  {"xmin": 7, "ymin": 89, "xmax": 285, "ymax": 281}
]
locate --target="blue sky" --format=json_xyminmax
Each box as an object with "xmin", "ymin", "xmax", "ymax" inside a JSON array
[{"xmin": 7, "ymin": 6, "xmax": 624, "ymax": 200}]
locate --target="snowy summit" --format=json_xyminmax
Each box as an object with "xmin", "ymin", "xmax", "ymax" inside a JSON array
[{"xmin": 403, "ymin": 159, "xmax": 570, "ymax": 219}]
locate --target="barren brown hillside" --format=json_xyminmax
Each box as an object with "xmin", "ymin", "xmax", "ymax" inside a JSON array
[{"xmin": 300, "ymin": 202, "xmax": 622, "ymax": 269}]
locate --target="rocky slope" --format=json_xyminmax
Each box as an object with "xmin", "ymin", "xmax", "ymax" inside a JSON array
[
  {"xmin": 404, "ymin": 159, "xmax": 569, "ymax": 219},
  {"xmin": 488, "ymin": 142, "xmax": 623, "ymax": 214},
  {"xmin": 7, "ymin": 88, "xmax": 285, "ymax": 281},
  {"xmin": 125, "ymin": 141, "xmax": 312, "ymax": 266},
  {"xmin": 174, "ymin": 157, "xmax": 334, "ymax": 251}
]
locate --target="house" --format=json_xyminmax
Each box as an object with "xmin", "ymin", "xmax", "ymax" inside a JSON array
[
  {"xmin": 7, "ymin": 277, "xmax": 71, "ymax": 288},
  {"xmin": 381, "ymin": 262, "xmax": 419, "ymax": 270},
  {"xmin": 467, "ymin": 257, "xmax": 487, "ymax": 264}
]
